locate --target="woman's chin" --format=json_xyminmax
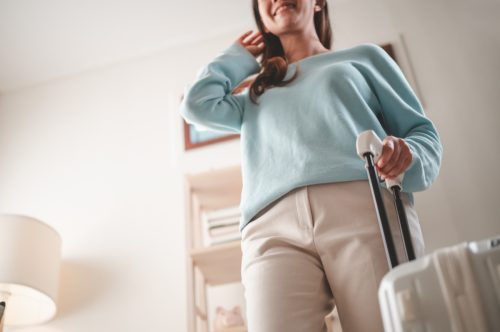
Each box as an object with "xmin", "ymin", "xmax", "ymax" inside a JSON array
[{"xmin": 271, "ymin": 20, "xmax": 301, "ymax": 35}]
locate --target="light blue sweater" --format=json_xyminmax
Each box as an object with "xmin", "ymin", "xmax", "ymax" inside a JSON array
[{"xmin": 180, "ymin": 42, "xmax": 442, "ymax": 232}]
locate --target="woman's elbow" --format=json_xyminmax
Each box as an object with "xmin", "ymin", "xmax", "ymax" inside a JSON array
[
  {"xmin": 420, "ymin": 148, "xmax": 443, "ymax": 191},
  {"xmin": 179, "ymin": 96, "xmax": 205, "ymax": 125}
]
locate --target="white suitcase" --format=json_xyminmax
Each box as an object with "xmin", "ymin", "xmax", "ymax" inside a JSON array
[
  {"xmin": 356, "ymin": 131, "xmax": 500, "ymax": 332},
  {"xmin": 378, "ymin": 237, "xmax": 500, "ymax": 332}
]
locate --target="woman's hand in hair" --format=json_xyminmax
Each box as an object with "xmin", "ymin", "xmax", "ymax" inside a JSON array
[
  {"xmin": 376, "ymin": 136, "xmax": 413, "ymax": 180},
  {"xmin": 238, "ymin": 30, "xmax": 265, "ymax": 57}
]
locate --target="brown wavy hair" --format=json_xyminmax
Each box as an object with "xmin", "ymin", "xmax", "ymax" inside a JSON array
[{"xmin": 249, "ymin": 0, "xmax": 333, "ymax": 103}]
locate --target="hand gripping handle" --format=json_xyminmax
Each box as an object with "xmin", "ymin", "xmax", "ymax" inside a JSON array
[{"xmin": 356, "ymin": 130, "xmax": 404, "ymax": 190}]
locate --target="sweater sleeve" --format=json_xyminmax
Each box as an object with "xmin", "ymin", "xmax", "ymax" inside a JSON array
[
  {"xmin": 179, "ymin": 42, "xmax": 260, "ymax": 133},
  {"xmin": 362, "ymin": 43, "xmax": 443, "ymax": 192}
]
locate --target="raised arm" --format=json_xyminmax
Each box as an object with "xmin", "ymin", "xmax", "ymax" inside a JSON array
[{"xmin": 179, "ymin": 32, "xmax": 263, "ymax": 133}]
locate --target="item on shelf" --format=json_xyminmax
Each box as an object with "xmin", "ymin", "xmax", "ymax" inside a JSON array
[
  {"xmin": 202, "ymin": 206, "xmax": 241, "ymax": 247},
  {"xmin": 213, "ymin": 305, "xmax": 245, "ymax": 332},
  {"xmin": 204, "ymin": 206, "xmax": 241, "ymax": 220},
  {"xmin": 209, "ymin": 223, "xmax": 240, "ymax": 237}
]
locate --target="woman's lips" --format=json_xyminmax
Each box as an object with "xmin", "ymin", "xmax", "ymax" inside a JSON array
[{"xmin": 273, "ymin": 3, "xmax": 296, "ymax": 16}]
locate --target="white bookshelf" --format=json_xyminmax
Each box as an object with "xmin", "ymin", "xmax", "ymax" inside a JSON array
[{"xmin": 184, "ymin": 165, "xmax": 246, "ymax": 332}]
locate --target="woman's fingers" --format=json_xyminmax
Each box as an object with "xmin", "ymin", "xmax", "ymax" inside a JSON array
[
  {"xmin": 379, "ymin": 139, "xmax": 400, "ymax": 177},
  {"xmin": 384, "ymin": 154, "xmax": 410, "ymax": 179},
  {"xmin": 377, "ymin": 139, "xmax": 395, "ymax": 168},
  {"xmin": 239, "ymin": 30, "xmax": 262, "ymax": 45},
  {"xmin": 253, "ymin": 42, "xmax": 265, "ymax": 51},
  {"xmin": 388, "ymin": 155, "xmax": 412, "ymax": 178},
  {"xmin": 237, "ymin": 30, "xmax": 265, "ymax": 57},
  {"xmin": 253, "ymin": 34, "xmax": 264, "ymax": 45},
  {"xmin": 377, "ymin": 136, "xmax": 412, "ymax": 180},
  {"xmin": 238, "ymin": 30, "xmax": 254, "ymax": 44}
]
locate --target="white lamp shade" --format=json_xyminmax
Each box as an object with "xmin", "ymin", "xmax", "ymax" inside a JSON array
[{"xmin": 0, "ymin": 214, "xmax": 61, "ymax": 326}]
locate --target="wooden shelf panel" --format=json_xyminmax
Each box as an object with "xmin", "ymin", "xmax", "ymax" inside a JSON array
[
  {"xmin": 187, "ymin": 166, "xmax": 242, "ymax": 211},
  {"xmin": 190, "ymin": 241, "xmax": 242, "ymax": 286}
]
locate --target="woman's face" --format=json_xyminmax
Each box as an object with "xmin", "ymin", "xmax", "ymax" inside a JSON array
[{"xmin": 257, "ymin": 0, "xmax": 319, "ymax": 36}]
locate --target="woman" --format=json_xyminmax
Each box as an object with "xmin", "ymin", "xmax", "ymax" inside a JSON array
[{"xmin": 180, "ymin": 0, "xmax": 442, "ymax": 331}]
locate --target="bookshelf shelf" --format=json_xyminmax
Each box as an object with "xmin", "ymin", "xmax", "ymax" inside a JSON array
[
  {"xmin": 190, "ymin": 241, "xmax": 242, "ymax": 286},
  {"xmin": 186, "ymin": 166, "xmax": 242, "ymax": 211}
]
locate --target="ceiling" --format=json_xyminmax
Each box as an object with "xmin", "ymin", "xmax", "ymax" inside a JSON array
[{"xmin": 0, "ymin": 0, "xmax": 259, "ymax": 94}]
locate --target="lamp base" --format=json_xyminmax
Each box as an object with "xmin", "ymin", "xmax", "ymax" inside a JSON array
[
  {"xmin": 0, "ymin": 292, "xmax": 10, "ymax": 332},
  {"xmin": 0, "ymin": 301, "xmax": 5, "ymax": 332}
]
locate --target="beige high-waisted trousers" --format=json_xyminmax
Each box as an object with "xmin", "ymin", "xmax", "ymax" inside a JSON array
[{"xmin": 240, "ymin": 180, "xmax": 425, "ymax": 332}]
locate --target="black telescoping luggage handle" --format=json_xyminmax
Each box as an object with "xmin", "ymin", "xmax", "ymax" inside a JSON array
[{"xmin": 356, "ymin": 130, "xmax": 416, "ymax": 269}]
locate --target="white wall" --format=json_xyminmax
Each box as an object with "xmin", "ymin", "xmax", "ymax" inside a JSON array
[
  {"xmin": 383, "ymin": 0, "xmax": 500, "ymax": 248},
  {"xmin": 0, "ymin": 0, "xmax": 499, "ymax": 331},
  {"xmin": 0, "ymin": 32, "xmax": 242, "ymax": 332}
]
